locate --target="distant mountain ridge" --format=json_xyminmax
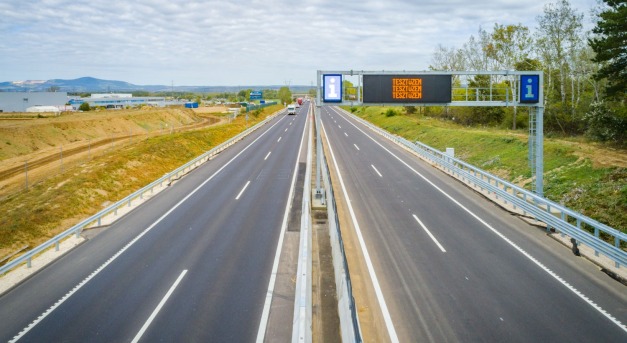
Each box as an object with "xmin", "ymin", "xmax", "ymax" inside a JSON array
[
  {"xmin": 0, "ymin": 77, "xmax": 310, "ymax": 93},
  {"xmin": 0, "ymin": 77, "xmax": 154, "ymax": 92}
]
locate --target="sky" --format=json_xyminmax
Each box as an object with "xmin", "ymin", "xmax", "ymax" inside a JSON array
[{"xmin": 0, "ymin": 0, "xmax": 599, "ymax": 86}]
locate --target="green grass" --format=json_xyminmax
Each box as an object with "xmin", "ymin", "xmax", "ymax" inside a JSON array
[
  {"xmin": 0, "ymin": 105, "xmax": 282, "ymax": 255},
  {"xmin": 349, "ymin": 106, "xmax": 627, "ymax": 233}
]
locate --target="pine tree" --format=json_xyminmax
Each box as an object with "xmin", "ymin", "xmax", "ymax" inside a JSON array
[{"xmin": 589, "ymin": 0, "xmax": 627, "ymax": 98}]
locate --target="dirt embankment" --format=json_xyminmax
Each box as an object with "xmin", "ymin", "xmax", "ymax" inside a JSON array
[{"xmin": 0, "ymin": 106, "xmax": 228, "ymax": 196}]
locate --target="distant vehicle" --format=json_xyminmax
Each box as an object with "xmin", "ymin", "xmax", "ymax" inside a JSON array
[
  {"xmin": 287, "ymin": 104, "xmax": 296, "ymax": 115},
  {"xmin": 297, "ymin": 98, "xmax": 303, "ymax": 107}
]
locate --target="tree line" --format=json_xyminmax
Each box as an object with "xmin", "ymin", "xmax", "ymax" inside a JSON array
[{"xmin": 428, "ymin": 0, "xmax": 625, "ymax": 145}]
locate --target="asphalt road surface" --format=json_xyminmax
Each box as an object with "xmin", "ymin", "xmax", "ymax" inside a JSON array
[
  {"xmin": 0, "ymin": 104, "xmax": 310, "ymax": 342},
  {"xmin": 319, "ymin": 105, "xmax": 627, "ymax": 342}
]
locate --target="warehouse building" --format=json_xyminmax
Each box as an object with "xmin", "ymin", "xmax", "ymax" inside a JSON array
[
  {"xmin": 69, "ymin": 94, "xmax": 166, "ymax": 109},
  {"xmin": 0, "ymin": 92, "xmax": 68, "ymax": 112}
]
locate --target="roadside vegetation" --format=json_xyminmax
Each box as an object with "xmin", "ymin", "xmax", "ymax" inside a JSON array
[
  {"xmin": 346, "ymin": 105, "xmax": 626, "ymax": 234},
  {"xmin": 338, "ymin": 0, "xmax": 626, "ymax": 234},
  {"xmin": 0, "ymin": 104, "xmax": 282, "ymax": 258},
  {"xmin": 428, "ymin": 0, "xmax": 625, "ymax": 145}
]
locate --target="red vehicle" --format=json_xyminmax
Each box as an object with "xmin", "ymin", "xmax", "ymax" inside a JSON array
[{"xmin": 297, "ymin": 98, "xmax": 303, "ymax": 106}]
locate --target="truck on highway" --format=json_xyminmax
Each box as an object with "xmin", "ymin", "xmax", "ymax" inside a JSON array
[
  {"xmin": 297, "ymin": 98, "xmax": 303, "ymax": 107},
  {"xmin": 287, "ymin": 104, "xmax": 296, "ymax": 115}
]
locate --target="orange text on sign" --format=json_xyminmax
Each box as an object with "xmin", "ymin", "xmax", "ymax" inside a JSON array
[{"xmin": 392, "ymin": 78, "xmax": 422, "ymax": 99}]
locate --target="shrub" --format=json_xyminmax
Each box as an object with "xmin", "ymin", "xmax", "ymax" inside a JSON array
[
  {"xmin": 385, "ymin": 108, "xmax": 398, "ymax": 117},
  {"xmin": 78, "ymin": 102, "xmax": 90, "ymax": 111},
  {"xmin": 404, "ymin": 106, "xmax": 417, "ymax": 115},
  {"xmin": 584, "ymin": 101, "xmax": 627, "ymax": 145}
]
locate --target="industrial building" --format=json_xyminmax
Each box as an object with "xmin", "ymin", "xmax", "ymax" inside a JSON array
[
  {"xmin": 0, "ymin": 92, "xmax": 68, "ymax": 112},
  {"xmin": 69, "ymin": 94, "xmax": 166, "ymax": 109}
]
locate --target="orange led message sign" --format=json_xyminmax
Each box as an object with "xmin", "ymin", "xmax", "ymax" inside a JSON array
[
  {"xmin": 363, "ymin": 74, "xmax": 451, "ymax": 103},
  {"xmin": 392, "ymin": 78, "xmax": 422, "ymax": 99}
]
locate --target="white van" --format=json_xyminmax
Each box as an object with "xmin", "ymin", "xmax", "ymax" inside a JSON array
[{"xmin": 287, "ymin": 104, "xmax": 296, "ymax": 115}]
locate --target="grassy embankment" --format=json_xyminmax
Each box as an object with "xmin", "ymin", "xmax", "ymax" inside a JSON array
[
  {"xmin": 346, "ymin": 106, "xmax": 627, "ymax": 234},
  {"xmin": 0, "ymin": 104, "xmax": 283, "ymax": 257}
]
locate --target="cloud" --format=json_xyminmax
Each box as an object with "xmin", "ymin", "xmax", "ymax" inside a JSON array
[{"xmin": 0, "ymin": 0, "xmax": 598, "ymax": 85}]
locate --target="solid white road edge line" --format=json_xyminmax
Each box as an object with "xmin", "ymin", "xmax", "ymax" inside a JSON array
[
  {"xmin": 333, "ymin": 107, "xmax": 627, "ymax": 333},
  {"xmin": 235, "ymin": 181, "xmax": 251, "ymax": 200},
  {"xmin": 9, "ymin": 114, "xmax": 288, "ymax": 343},
  {"xmin": 413, "ymin": 215, "xmax": 446, "ymax": 253},
  {"xmin": 321, "ymin": 119, "xmax": 400, "ymax": 343},
  {"xmin": 131, "ymin": 269, "xmax": 188, "ymax": 343},
  {"xmin": 371, "ymin": 164, "xmax": 383, "ymax": 178},
  {"xmin": 256, "ymin": 107, "xmax": 310, "ymax": 342}
]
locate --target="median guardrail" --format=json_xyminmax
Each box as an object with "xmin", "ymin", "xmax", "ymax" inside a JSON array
[
  {"xmin": 0, "ymin": 110, "xmax": 285, "ymax": 276},
  {"xmin": 338, "ymin": 107, "xmax": 627, "ymax": 269}
]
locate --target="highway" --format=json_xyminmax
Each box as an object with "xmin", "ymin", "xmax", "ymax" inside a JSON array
[
  {"xmin": 319, "ymin": 105, "xmax": 627, "ymax": 342},
  {"xmin": 0, "ymin": 104, "xmax": 311, "ymax": 342}
]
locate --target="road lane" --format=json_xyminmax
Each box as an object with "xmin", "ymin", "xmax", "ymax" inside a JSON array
[
  {"xmin": 320, "ymin": 105, "xmax": 627, "ymax": 342},
  {"xmin": 0, "ymin": 106, "xmax": 310, "ymax": 342}
]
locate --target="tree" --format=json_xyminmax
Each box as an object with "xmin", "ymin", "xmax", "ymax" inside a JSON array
[
  {"xmin": 536, "ymin": 0, "xmax": 584, "ymax": 105},
  {"xmin": 461, "ymin": 27, "xmax": 493, "ymax": 71},
  {"xmin": 486, "ymin": 24, "xmax": 533, "ymax": 70},
  {"xmin": 78, "ymin": 102, "xmax": 90, "ymax": 111},
  {"xmin": 277, "ymin": 86, "xmax": 292, "ymax": 105},
  {"xmin": 133, "ymin": 91, "xmax": 150, "ymax": 97},
  {"xmin": 263, "ymin": 89, "xmax": 278, "ymax": 99},
  {"xmin": 536, "ymin": 0, "xmax": 585, "ymax": 134},
  {"xmin": 343, "ymin": 80, "xmax": 357, "ymax": 100},
  {"xmin": 584, "ymin": 101, "xmax": 627, "ymax": 144},
  {"xmin": 237, "ymin": 89, "xmax": 252, "ymax": 102},
  {"xmin": 430, "ymin": 44, "xmax": 465, "ymax": 71},
  {"xmin": 589, "ymin": 0, "xmax": 627, "ymax": 98},
  {"xmin": 486, "ymin": 23, "xmax": 533, "ymax": 129}
]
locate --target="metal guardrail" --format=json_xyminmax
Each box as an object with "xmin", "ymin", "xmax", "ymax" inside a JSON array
[
  {"xmin": 0, "ymin": 110, "xmax": 284, "ymax": 276},
  {"xmin": 338, "ymin": 107, "xmax": 627, "ymax": 269},
  {"xmin": 316, "ymin": 109, "xmax": 362, "ymax": 342}
]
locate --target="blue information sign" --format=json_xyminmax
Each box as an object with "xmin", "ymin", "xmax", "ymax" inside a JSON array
[
  {"xmin": 323, "ymin": 74, "xmax": 342, "ymax": 102},
  {"xmin": 250, "ymin": 91, "xmax": 263, "ymax": 100},
  {"xmin": 520, "ymin": 75, "xmax": 539, "ymax": 103}
]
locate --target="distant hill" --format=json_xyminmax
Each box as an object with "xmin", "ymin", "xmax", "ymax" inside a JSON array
[
  {"xmin": 0, "ymin": 77, "xmax": 154, "ymax": 92},
  {"xmin": 0, "ymin": 77, "xmax": 311, "ymax": 93}
]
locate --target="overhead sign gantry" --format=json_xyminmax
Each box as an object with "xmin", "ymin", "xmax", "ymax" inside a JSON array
[{"xmin": 315, "ymin": 70, "xmax": 544, "ymax": 196}]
